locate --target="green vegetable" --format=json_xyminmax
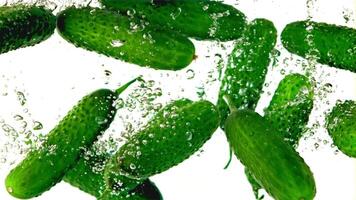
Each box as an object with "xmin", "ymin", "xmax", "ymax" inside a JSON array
[
  {"xmin": 326, "ymin": 100, "xmax": 356, "ymax": 157},
  {"xmin": 0, "ymin": 5, "xmax": 55, "ymax": 54},
  {"xmin": 281, "ymin": 20, "xmax": 356, "ymax": 72},
  {"xmin": 57, "ymin": 7, "xmax": 195, "ymax": 70},
  {"xmin": 100, "ymin": 0, "xmax": 247, "ymax": 41},
  {"xmin": 106, "ymin": 99, "xmax": 220, "ymax": 191},
  {"xmin": 265, "ymin": 73, "xmax": 314, "ymax": 147},
  {"xmin": 217, "ymin": 19, "xmax": 277, "ymax": 127},
  {"xmin": 63, "ymin": 148, "xmax": 162, "ymax": 200},
  {"xmin": 224, "ymin": 106, "xmax": 316, "ymax": 200},
  {"xmin": 245, "ymin": 74, "xmax": 314, "ymax": 199},
  {"xmin": 5, "ymin": 78, "xmax": 137, "ymax": 199}
]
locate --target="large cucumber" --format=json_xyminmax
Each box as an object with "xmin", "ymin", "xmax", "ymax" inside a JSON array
[
  {"xmin": 105, "ymin": 99, "xmax": 220, "ymax": 192},
  {"xmin": 63, "ymin": 149, "xmax": 162, "ymax": 199},
  {"xmin": 217, "ymin": 19, "xmax": 277, "ymax": 127},
  {"xmin": 281, "ymin": 20, "xmax": 356, "ymax": 72},
  {"xmin": 5, "ymin": 79, "xmax": 137, "ymax": 199},
  {"xmin": 56, "ymin": 7, "xmax": 195, "ymax": 70},
  {"xmin": 0, "ymin": 5, "xmax": 55, "ymax": 54},
  {"xmin": 326, "ymin": 100, "xmax": 356, "ymax": 157},
  {"xmin": 99, "ymin": 0, "xmax": 247, "ymax": 41},
  {"xmin": 265, "ymin": 73, "xmax": 314, "ymax": 147},
  {"xmin": 224, "ymin": 109, "xmax": 316, "ymax": 200}
]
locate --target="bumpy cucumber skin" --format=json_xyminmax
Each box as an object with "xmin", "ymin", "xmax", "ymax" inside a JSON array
[
  {"xmin": 63, "ymin": 151, "xmax": 162, "ymax": 200},
  {"xmin": 225, "ymin": 110, "xmax": 316, "ymax": 200},
  {"xmin": 100, "ymin": 0, "xmax": 247, "ymax": 41},
  {"xmin": 217, "ymin": 19, "xmax": 277, "ymax": 127},
  {"xmin": 0, "ymin": 5, "xmax": 55, "ymax": 54},
  {"xmin": 281, "ymin": 20, "xmax": 356, "ymax": 72},
  {"xmin": 327, "ymin": 100, "xmax": 356, "ymax": 157},
  {"xmin": 265, "ymin": 73, "xmax": 314, "ymax": 147},
  {"xmin": 99, "ymin": 180, "xmax": 163, "ymax": 200},
  {"xmin": 63, "ymin": 151, "xmax": 109, "ymax": 197},
  {"xmin": 5, "ymin": 89, "xmax": 118, "ymax": 199},
  {"xmin": 56, "ymin": 7, "xmax": 195, "ymax": 70},
  {"xmin": 111, "ymin": 99, "xmax": 220, "ymax": 180}
]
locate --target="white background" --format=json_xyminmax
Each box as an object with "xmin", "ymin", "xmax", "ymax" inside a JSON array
[{"xmin": 0, "ymin": 0, "xmax": 356, "ymax": 199}]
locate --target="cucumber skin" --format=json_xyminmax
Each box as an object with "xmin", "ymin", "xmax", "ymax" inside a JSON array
[
  {"xmin": 327, "ymin": 100, "xmax": 356, "ymax": 157},
  {"xmin": 100, "ymin": 0, "xmax": 246, "ymax": 41},
  {"xmin": 225, "ymin": 110, "xmax": 316, "ymax": 200},
  {"xmin": 0, "ymin": 5, "xmax": 56, "ymax": 54},
  {"xmin": 110, "ymin": 99, "xmax": 220, "ymax": 180},
  {"xmin": 217, "ymin": 19, "xmax": 277, "ymax": 127},
  {"xmin": 281, "ymin": 20, "xmax": 356, "ymax": 72},
  {"xmin": 56, "ymin": 7, "xmax": 195, "ymax": 70},
  {"xmin": 99, "ymin": 179, "xmax": 162, "ymax": 200},
  {"xmin": 265, "ymin": 73, "xmax": 314, "ymax": 147},
  {"xmin": 63, "ymin": 152, "xmax": 162, "ymax": 200},
  {"xmin": 6, "ymin": 89, "xmax": 118, "ymax": 199}
]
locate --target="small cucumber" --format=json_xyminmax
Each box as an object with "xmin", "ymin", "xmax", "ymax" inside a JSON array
[
  {"xmin": 224, "ymin": 108, "xmax": 316, "ymax": 200},
  {"xmin": 0, "ymin": 5, "xmax": 55, "ymax": 54},
  {"xmin": 217, "ymin": 19, "xmax": 277, "ymax": 127},
  {"xmin": 326, "ymin": 100, "xmax": 356, "ymax": 157},
  {"xmin": 245, "ymin": 74, "xmax": 314, "ymax": 199},
  {"xmin": 281, "ymin": 20, "xmax": 356, "ymax": 72},
  {"xmin": 99, "ymin": 0, "xmax": 247, "ymax": 41},
  {"xmin": 106, "ymin": 99, "xmax": 219, "ymax": 186},
  {"xmin": 265, "ymin": 73, "xmax": 314, "ymax": 147},
  {"xmin": 5, "ymin": 79, "xmax": 137, "ymax": 199},
  {"xmin": 57, "ymin": 7, "xmax": 195, "ymax": 70},
  {"xmin": 63, "ymin": 149, "xmax": 162, "ymax": 199}
]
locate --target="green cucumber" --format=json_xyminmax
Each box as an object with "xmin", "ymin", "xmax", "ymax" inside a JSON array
[
  {"xmin": 0, "ymin": 5, "xmax": 55, "ymax": 54},
  {"xmin": 224, "ymin": 108, "xmax": 316, "ymax": 200},
  {"xmin": 265, "ymin": 73, "xmax": 314, "ymax": 147},
  {"xmin": 245, "ymin": 74, "xmax": 314, "ymax": 199},
  {"xmin": 106, "ymin": 99, "xmax": 219, "ymax": 190},
  {"xmin": 100, "ymin": 0, "xmax": 247, "ymax": 41},
  {"xmin": 57, "ymin": 7, "xmax": 195, "ymax": 70},
  {"xmin": 281, "ymin": 20, "xmax": 356, "ymax": 72},
  {"xmin": 5, "ymin": 78, "xmax": 137, "ymax": 199},
  {"xmin": 326, "ymin": 100, "xmax": 356, "ymax": 157},
  {"xmin": 63, "ymin": 148, "xmax": 162, "ymax": 200},
  {"xmin": 217, "ymin": 19, "xmax": 277, "ymax": 127}
]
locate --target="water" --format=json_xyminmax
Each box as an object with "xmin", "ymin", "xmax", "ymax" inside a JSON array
[{"xmin": 0, "ymin": 0, "xmax": 355, "ymax": 200}]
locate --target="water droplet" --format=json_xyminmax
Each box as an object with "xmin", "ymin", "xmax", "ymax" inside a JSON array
[
  {"xmin": 186, "ymin": 69, "xmax": 195, "ymax": 80},
  {"xmin": 33, "ymin": 121, "xmax": 43, "ymax": 130},
  {"xmin": 130, "ymin": 163, "xmax": 136, "ymax": 170},
  {"xmin": 13, "ymin": 115, "xmax": 23, "ymax": 121},
  {"xmin": 111, "ymin": 40, "xmax": 124, "ymax": 48},
  {"xmin": 16, "ymin": 91, "xmax": 26, "ymax": 106}
]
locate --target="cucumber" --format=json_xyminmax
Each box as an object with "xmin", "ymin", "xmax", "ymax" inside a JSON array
[
  {"xmin": 5, "ymin": 79, "xmax": 137, "ymax": 199},
  {"xmin": 265, "ymin": 73, "xmax": 314, "ymax": 147},
  {"xmin": 281, "ymin": 20, "xmax": 356, "ymax": 72},
  {"xmin": 63, "ymin": 148, "xmax": 162, "ymax": 199},
  {"xmin": 326, "ymin": 100, "xmax": 356, "ymax": 157},
  {"xmin": 99, "ymin": 0, "xmax": 247, "ymax": 41},
  {"xmin": 106, "ymin": 99, "xmax": 220, "ymax": 187},
  {"xmin": 224, "ymin": 109, "xmax": 316, "ymax": 200},
  {"xmin": 217, "ymin": 19, "xmax": 277, "ymax": 127},
  {"xmin": 245, "ymin": 74, "xmax": 314, "ymax": 199},
  {"xmin": 0, "ymin": 5, "xmax": 55, "ymax": 54},
  {"xmin": 57, "ymin": 7, "xmax": 195, "ymax": 70}
]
